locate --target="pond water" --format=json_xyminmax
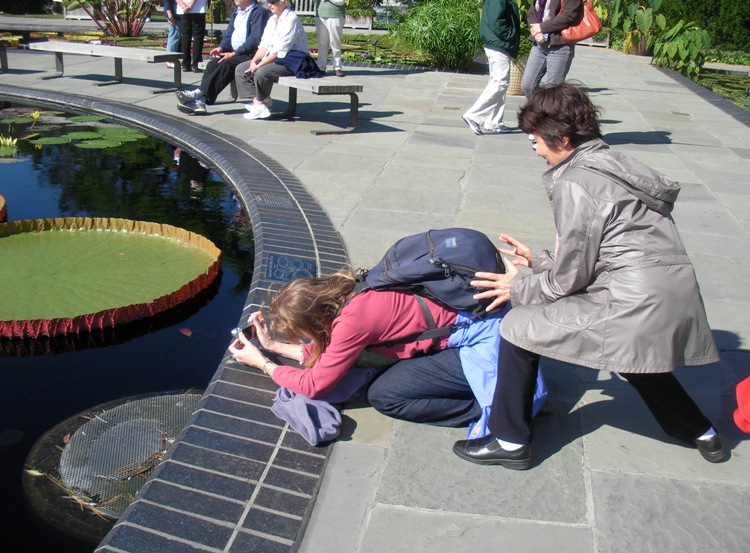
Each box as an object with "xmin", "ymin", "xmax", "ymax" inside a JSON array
[{"xmin": 0, "ymin": 105, "xmax": 254, "ymax": 551}]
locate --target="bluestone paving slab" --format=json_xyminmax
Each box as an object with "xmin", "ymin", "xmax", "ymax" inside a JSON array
[
  {"xmin": 592, "ymin": 472, "xmax": 750, "ymax": 553},
  {"xmin": 358, "ymin": 506, "xmax": 594, "ymax": 553},
  {"xmin": 297, "ymin": 443, "xmax": 385, "ymax": 553},
  {"xmin": 375, "ymin": 421, "xmax": 586, "ymax": 522}
]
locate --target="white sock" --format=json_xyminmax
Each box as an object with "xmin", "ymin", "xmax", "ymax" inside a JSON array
[
  {"xmin": 496, "ymin": 438, "xmax": 524, "ymax": 451},
  {"xmin": 697, "ymin": 427, "xmax": 717, "ymax": 441}
]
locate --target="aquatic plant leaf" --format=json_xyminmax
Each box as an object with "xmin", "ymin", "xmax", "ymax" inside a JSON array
[
  {"xmin": 30, "ymin": 136, "xmax": 73, "ymax": 145},
  {"xmin": 69, "ymin": 115, "xmax": 107, "ymax": 122},
  {"xmin": 74, "ymin": 139, "xmax": 122, "ymax": 149},
  {"xmin": 65, "ymin": 131, "xmax": 101, "ymax": 140},
  {"xmin": 178, "ymin": 328, "xmax": 193, "ymax": 337},
  {"xmin": 0, "ymin": 116, "xmax": 34, "ymax": 124},
  {"xmin": 0, "ymin": 146, "xmax": 17, "ymax": 157}
]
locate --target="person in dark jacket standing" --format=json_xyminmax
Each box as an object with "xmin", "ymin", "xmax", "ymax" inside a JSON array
[
  {"xmin": 462, "ymin": 0, "xmax": 520, "ymax": 135},
  {"xmin": 176, "ymin": 0, "xmax": 269, "ymax": 115},
  {"xmin": 453, "ymin": 83, "xmax": 726, "ymax": 470}
]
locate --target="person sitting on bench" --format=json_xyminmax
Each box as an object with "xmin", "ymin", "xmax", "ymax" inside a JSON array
[{"xmin": 176, "ymin": 0, "xmax": 269, "ymax": 115}]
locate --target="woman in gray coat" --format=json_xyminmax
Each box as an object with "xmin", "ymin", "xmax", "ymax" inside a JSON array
[{"xmin": 453, "ymin": 83, "xmax": 725, "ymax": 470}]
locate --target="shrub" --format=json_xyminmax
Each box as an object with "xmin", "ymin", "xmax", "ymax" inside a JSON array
[
  {"xmin": 61, "ymin": 1, "xmax": 156, "ymax": 37},
  {"xmin": 393, "ymin": 0, "xmax": 482, "ymax": 71},
  {"xmin": 650, "ymin": 20, "xmax": 711, "ymax": 79}
]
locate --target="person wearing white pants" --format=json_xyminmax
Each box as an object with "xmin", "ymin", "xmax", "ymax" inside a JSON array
[
  {"xmin": 462, "ymin": 0, "xmax": 520, "ymax": 135},
  {"xmin": 315, "ymin": 0, "xmax": 346, "ymax": 77}
]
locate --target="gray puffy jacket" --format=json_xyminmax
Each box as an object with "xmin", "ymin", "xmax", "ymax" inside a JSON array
[{"xmin": 501, "ymin": 139, "xmax": 719, "ymax": 373}]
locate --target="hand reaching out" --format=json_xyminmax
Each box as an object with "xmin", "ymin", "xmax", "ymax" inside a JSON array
[{"xmin": 497, "ymin": 234, "xmax": 532, "ymax": 269}]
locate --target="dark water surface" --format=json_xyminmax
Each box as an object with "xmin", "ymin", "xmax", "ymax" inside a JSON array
[{"xmin": 0, "ymin": 108, "xmax": 254, "ymax": 552}]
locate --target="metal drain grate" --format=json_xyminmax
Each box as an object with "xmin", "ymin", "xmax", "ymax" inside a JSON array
[{"xmin": 59, "ymin": 393, "xmax": 201, "ymax": 518}]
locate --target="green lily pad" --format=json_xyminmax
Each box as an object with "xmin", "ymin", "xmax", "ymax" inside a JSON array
[
  {"xmin": 0, "ymin": 116, "xmax": 34, "ymax": 124},
  {"xmin": 0, "ymin": 145, "xmax": 18, "ymax": 157},
  {"xmin": 65, "ymin": 131, "xmax": 102, "ymax": 140},
  {"xmin": 0, "ymin": 230, "xmax": 214, "ymax": 319},
  {"xmin": 29, "ymin": 136, "xmax": 73, "ymax": 145},
  {"xmin": 74, "ymin": 139, "xmax": 122, "ymax": 149}
]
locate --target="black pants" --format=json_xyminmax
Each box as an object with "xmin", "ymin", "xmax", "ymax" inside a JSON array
[
  {"xmin": 488, "ymin": 339, "xmax": 713, "ymax": 445},
  {"xmin": 179, "ymin": 13, "xmax": 206, "ymax": 70},
  {"xmin": 199, "ymin": 54, "xmax": 252, "ymax": 104}
]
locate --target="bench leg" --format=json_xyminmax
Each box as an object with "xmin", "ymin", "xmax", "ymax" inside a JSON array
[
  {"xmin": 94, "ymin": 57, "xmax": 123, "ymax": 86},
  {"xmin": 0, "ymin": 47, "xmax": 7, "ymax": 73},
  {"xmin": 230, "ymin": 80, "xmax": 238, "ymax": 102},
  {"xmin": 280, "ymin": 87, "xmax": 298, "ymax": 119},
  {"xmin": 311, "ymin": 91, "xmax": 360, "ymax": 135},
  {"xmin": 151, "ymin": 62, "xmax": 182, "ymax": 94},
  {"xmin": 41, "ymin": 51, "xmax": 65, "ymax": 79}
]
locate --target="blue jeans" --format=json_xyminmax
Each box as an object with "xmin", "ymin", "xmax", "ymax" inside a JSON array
[
  {"xmin": 521, "ymin": 42, "xmax": 576, "ymax": 99},
  {"xmin": 367, "ymin": 348, "xmax": 481, "ymax": 427},
  {"xmin": 166, "ymin": 20, "xmax": 181, "ymax": 53}
]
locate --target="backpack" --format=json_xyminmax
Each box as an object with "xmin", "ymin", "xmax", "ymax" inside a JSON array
[{"xmin": 355, "ymin": 228, "xmax": 506, "ymax": 346}]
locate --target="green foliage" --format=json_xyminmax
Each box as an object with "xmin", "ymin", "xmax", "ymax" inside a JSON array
[
  {"xmin": 696, "ymin": 73, "xmax": 750, "ymax": 112},
  {"xmin": 660, "ymin": 0, "xmax": 750, "ymax": 51},
  {"xmin": 62, "ymin": 1, "xmax": 157, "ymax": 36},
  {"xmin": 612, "ymin": 0, "xmax": 666, "ymax": 54},
  {"xmin": 650, "ymin": 20, "xmax": 710, "ymax": 79},
  {"xmin": 705, "ymin": 50, "xmax": 750, "ymax": 66},
  {"xmin": 393, "ymin": 0, "xmax": 482, "ymax": 70},
  {"xmin": 345, "ymin": 0, "xmax": 380, "ymax": 20}
]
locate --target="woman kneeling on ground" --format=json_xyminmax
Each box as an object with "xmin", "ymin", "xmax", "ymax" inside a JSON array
[
  {"xmin": 453, "ymin": 82, "xmax": 726, "ymax": 470},
  {"xmin": 228, "ymin": 266, "xmax": 545, "ymax": 435}
]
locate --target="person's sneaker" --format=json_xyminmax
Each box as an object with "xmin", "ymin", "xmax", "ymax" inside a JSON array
[
  {"xmin": 176, "ymin": 88, "xmax": 202, "ymax": 104},
  {"xmin": 335, "ymin": 69, "xmax": 345, "ymax": 77},
  {"xmin": 485, "ymin": 124, "xmax": 511, "ymax": 134},
  {"xmin": 244, "ymin": 97, "xmax": 273, "ymax": 111},
  {"xmin": 462, "ymin": 115, "xmax": 482, "ymax": 135},
  {"xmin": 166, "ymin": 61, "xmax": 175, "ymax": 69},
  {"xmin": 243, "ymin": 104, "xmax": 271, "ymax": 120},
  {"xmin": 177, "ymin": 100, "xmax": 206, "ymax": 115},
  {"xmin": 528, "ymin": 133, "xmax": 535, "ymax": 141},
  {"xmin": 192, "ymin": 99, "xmax": 206, "ymax": 114}
]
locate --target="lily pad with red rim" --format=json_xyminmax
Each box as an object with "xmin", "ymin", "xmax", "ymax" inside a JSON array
[{"xmin": 0, "ymin": 217, "xmax": 221, "ymax": 339}]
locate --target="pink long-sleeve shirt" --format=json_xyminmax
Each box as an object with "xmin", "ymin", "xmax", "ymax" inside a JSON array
[{"xmin": 271, "ymin": 290, "xmax": 457, "ymax": 398}]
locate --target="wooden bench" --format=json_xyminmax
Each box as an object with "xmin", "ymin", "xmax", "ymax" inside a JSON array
[
  {"xmin": 27, "ymin": 41, "xmax": 183, "ymax": 92},
  {"xmin": 231, "ymin": 75, "xmax": 364, "ymax": 135}
]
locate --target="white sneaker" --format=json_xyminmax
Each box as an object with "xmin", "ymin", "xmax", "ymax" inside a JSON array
[
  {"xmin": 528, "ymin": 133, "xmax": 535, "ymax": 141},
  {"xmin": 243, "ymin": 104, "xmax": 271, "ymax": 120},
  {"xmin": 244, "ymin": 98, "xmax": 272, "ymax": 110},
  {"xmin": 485, "ymin": 124, "xmax": 511, "ymax": 134}
]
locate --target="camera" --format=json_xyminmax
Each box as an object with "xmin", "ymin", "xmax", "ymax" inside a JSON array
[{"xmin": 230, "ymin": 325, "xmax": 256, "ymax": 341}]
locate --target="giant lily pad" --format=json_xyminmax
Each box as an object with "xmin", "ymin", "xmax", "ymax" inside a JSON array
[{"xmin": 0, "ymin": 218, "xmax": 221, "ymax": 338}]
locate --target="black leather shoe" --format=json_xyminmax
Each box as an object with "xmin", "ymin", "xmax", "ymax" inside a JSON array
[
  {"xmin": 694, "ymin": 434, "xmax": 727, "ymax": 463},
  {"xmin": 453, "ymin": 434, "xmax": 531, "ymax": 470}
]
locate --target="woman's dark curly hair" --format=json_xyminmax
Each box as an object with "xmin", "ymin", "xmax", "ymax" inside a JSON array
[{"xmin": 518, "ymin": 82, "xmax": 602, "ymax": 151}]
